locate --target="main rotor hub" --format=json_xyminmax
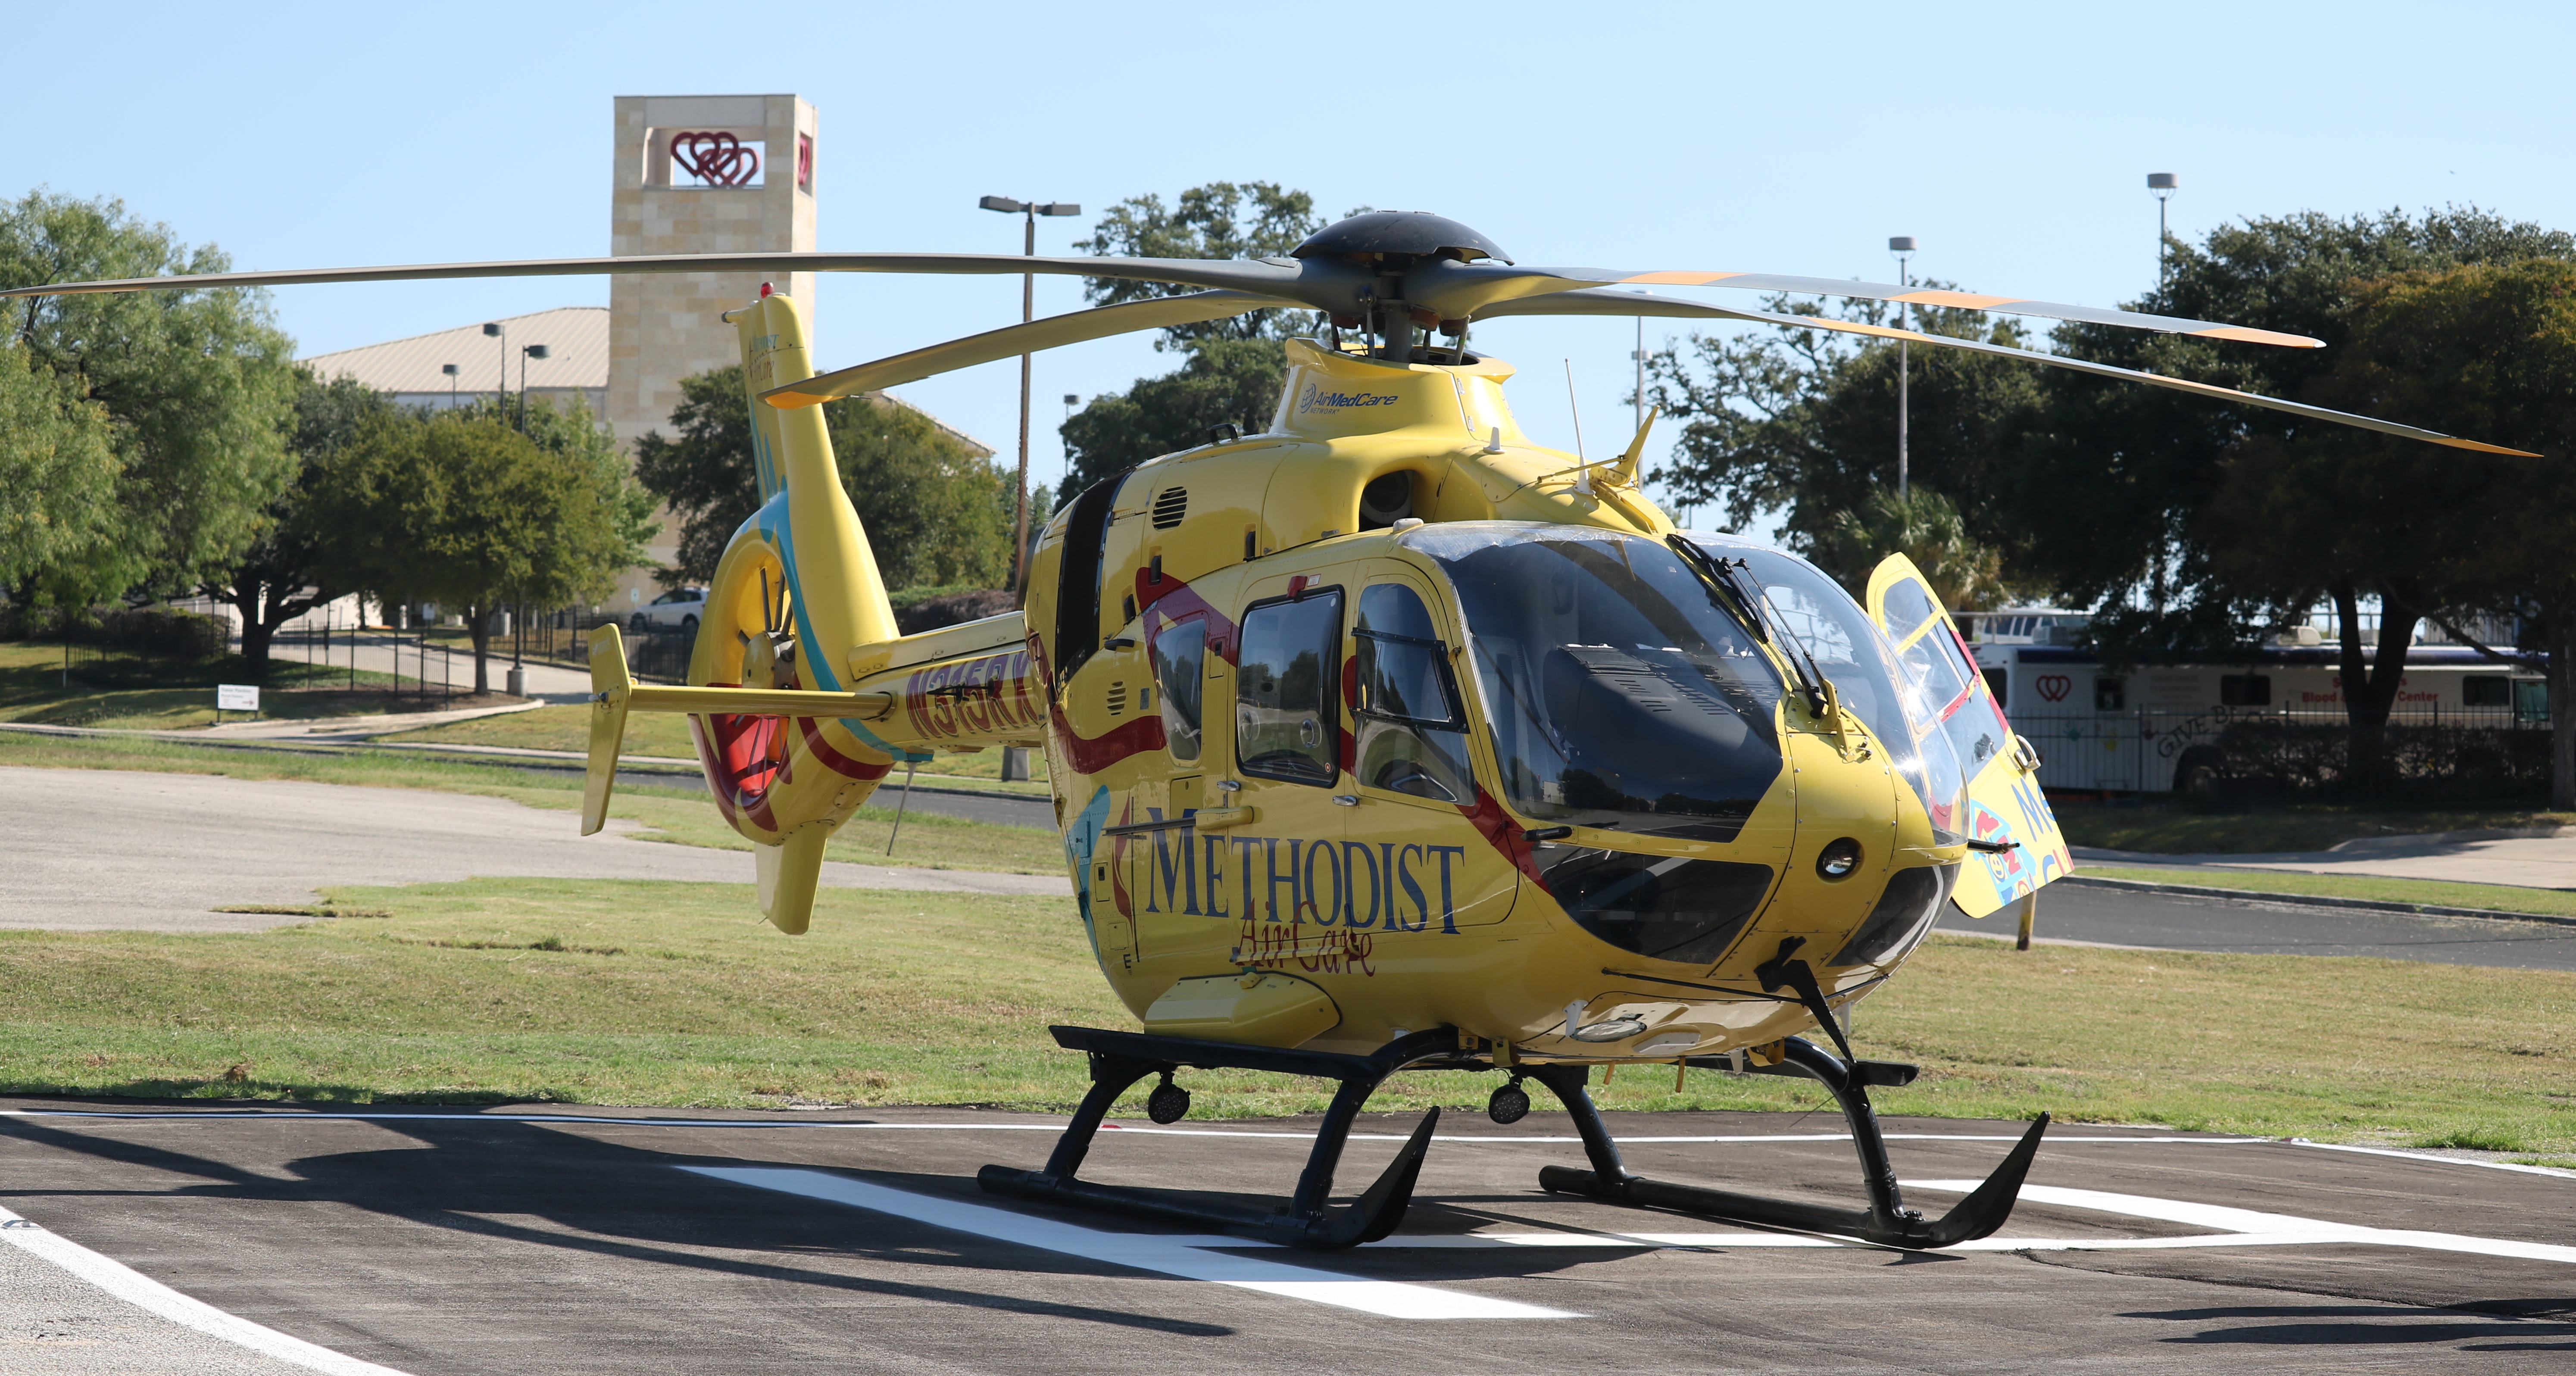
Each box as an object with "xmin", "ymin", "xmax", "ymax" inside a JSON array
[{"xmin": 1292, "ymin": 211, "xmax": 1512, "ymax": 266}]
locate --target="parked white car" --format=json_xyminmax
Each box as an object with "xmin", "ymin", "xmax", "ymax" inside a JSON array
[{"xmin": 630, "ymin": 586, "xmax": 707, "ymax": 633}]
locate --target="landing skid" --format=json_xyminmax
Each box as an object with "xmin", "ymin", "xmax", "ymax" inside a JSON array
[
  {"xmin": 982, "ymin": 1026, "xmax": 2047, "ymax": 1252},
  {"xmin": 977, "ymin": 1025, "xmax": 1470, "ymax": 1249},
  {"xmin": 1533, "ymin": 1036, "xmax": 2050, "ymax": 1249}
]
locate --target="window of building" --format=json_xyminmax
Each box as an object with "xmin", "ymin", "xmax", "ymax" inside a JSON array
[
  {"xmin": 1235, "ymin": 589, "xmax": 1342, "ymax": 785},
  {"xmin": 1983, "ymin": 668, "xmax": 2008, "ymax": 708},
  {"xmin": 2220, "ymin": 674, "xmax": 2271, "ymax": 707},
  {"xmin": 2094, "ymin": 676, "xmax": 2125, "ymax": 711}
]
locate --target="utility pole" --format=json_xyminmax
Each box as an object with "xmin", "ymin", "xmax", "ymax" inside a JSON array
[
  {"xmin": 978, "ymin": 196, "xmax": 1082, "ymax": 599},
  {"xmin": 2148, "ymin": 173, "xmax": 2179, "ymax": 288},
  {"xmin": 1889, "ymin": 237, "xmax": 1916, "ymax": 499},
  {"xmin": 482, "ymin": 321, "xmax": 505, "ymax": 417}
]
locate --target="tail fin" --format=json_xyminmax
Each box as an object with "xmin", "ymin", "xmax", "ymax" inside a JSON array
[
  {"xmin": 755, "ymin": 826, "xmax": 829, "ymax": 936},
  {"xmin": 581, "ymin": 625, "xmax": 636, "ymax": 836},
  {"xmin": 730, "ymin": 290, "xmax": 900, "ymax": 674}
]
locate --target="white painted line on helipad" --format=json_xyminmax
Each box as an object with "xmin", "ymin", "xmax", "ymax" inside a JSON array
[
  {"xmin": 1908, "ymin": 1179, "xmax": 2576, "ymax": 1264},
  {"xmin": 679, "ymin": 1166, "xmax": 1578, "ymax": 1320},
  {"xmin": 0, "ymin": 1201, "xmax": 412, "ymax": 1375},
  {"xmin": 2288, "ymin": 1137, "xmax": 2576, "ymax": 1179}
]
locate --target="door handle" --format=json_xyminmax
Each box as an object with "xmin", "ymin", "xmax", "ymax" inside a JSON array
[{"xmin": 1332, "ymin": 794, "xmax": 1360, "ymax": 807}]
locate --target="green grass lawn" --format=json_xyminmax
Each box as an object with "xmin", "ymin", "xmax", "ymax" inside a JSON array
[
  {"xmin": 378, "ymin": 702, "xmax": 1049, "ymax": 789},
  {"xmin": 0, "ymin": 639, "xmax": 456, "ymax": 730},
  {"xmin": 2055, "ymin": 799, "xmax": 2573, "ymax": 855},
  {"xmin": 2080, "ymin": 865, "xmax": 2576, "ymax": 920},
  {"xmin": 1, "ymin": 877, "xmax": 2571, "ymax": 1154},
  {"xmin": 0, "ymin": 728, "xmax": 1063, "ymax": 874}
]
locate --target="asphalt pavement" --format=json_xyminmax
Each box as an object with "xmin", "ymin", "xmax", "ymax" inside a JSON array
[
  {"xmin": 1939, "ymin": 880, "xmax": 2576, "ymax": 970},
  {"xmin": 3, "ymin": 1100, "xmax": 2573, "ymax": 1374},
  {"xmin": 0, "ymin": 765, "xmax": 1068, "ymax": 932}
]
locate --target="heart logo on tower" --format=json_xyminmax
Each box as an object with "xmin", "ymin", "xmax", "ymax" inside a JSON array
[{"xmin": 671, "ymin": 131, "xmax": 761, "ymax": 187}]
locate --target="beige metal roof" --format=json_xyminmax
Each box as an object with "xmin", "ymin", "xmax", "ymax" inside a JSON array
[
  {"xmin": 300, "ymin": 305, "xmax": 992, "ymax": 456},
  {"xmin": 300, "ymin": 308, "xmax": 609, "ymax": 393}
]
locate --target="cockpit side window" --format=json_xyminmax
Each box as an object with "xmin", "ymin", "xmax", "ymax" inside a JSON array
[
  {"xmin": 1150, "ymin": 614, "xmax": 1207, "ymax": 763},
  {"xmin": 1235, "ymin": 590, "xmax": 1343, "ymax": 786},
  {"xmin": 1352, "ymin": 582, "xmax": 1474, "ymax": 804}
]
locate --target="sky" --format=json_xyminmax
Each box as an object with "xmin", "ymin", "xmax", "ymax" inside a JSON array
[{"xmin": 7, "ymin": 0, "xmax": 2572, "ymax": 530}]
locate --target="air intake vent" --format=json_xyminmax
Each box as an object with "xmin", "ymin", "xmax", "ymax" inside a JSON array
[
  {"xmin": 1106, "ymin": 681, "xmax": 1127, "ymax": 715},
  {"xmin": 1151, "ymin": 487, "xmax": 1188, "ymax": 529}
]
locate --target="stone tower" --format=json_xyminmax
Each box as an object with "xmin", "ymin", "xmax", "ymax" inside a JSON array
[{"xmin": 604, "ymin": 94, "xmax": 818, "ymax": 609}]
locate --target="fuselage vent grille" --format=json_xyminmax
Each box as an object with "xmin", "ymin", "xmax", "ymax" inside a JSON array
[
  {"xmin": 1151, "ymin": 488, "xmax": 1188, "ymax": 529},
  {"xmin": 1106, "ymin": 680, "xmax": 1127, "ymax": 715}
]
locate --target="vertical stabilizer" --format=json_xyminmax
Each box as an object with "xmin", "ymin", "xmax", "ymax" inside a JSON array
[
  {"xmin": 729, "ymin": 291, "xmax": 900, "ymax": 682},
  {"xmin": 755, "ymin": 825, "xmax": 830, "ymax": 935}
]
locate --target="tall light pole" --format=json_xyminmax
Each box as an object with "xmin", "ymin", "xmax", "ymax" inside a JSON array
[
  {"xmin": 1630, "ymin": 318, "xmax": 1646, "ymax": 432},
  {"xmin": 2148, "ymin": 172, "xmax": 2179, "ymax": 287},
  {"xmin": 441, "ymin": 362, "xmax": 459, "ymax": 409},
  {"xmin": 1889, "ymin": 236, "xmax": 1916, "ymax": 499},
  {"xmin": 978, "ymin": 195, "xmax": 1082, "ymax": 600},
  {"xmin": 518, "ymin": 343, "xmax": 549, "ymax": 431},
  {"xmin": 482, "ymin": 321, "xmax": 505, "ymax": 416}
]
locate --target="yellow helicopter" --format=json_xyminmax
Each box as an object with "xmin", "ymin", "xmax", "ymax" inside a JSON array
[{"xmin": 10, "ymin": 211, "xmax": 2529, "ymax": 1251}]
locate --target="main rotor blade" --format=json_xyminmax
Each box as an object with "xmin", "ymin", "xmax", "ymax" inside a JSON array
[
  {"xmin": 0, "ymin": 251, "xmax": 1314, "ymax": 301},
  {"xmin": 1482, "ymin": 288, "xmax": 2535, "ymax": 456},
  {"xmin": 1413, "ymin": 260, "xmax": 2324, "ymax": 349},
  {"xmin": 761, "ymin": 290, "xmax": 1299, "ymax": 409}
]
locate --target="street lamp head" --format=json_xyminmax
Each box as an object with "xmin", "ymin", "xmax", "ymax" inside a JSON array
[
  {"xmin": 1034, "ymin": 203, "xmax": 1082, "ymax": 217},
  {"xmin": 2148, "ymin": 172, "xmax": 2178, "ymax": 191},
  {"xmin": 1063, "ymin": 393, "xmax": 1078, "ymax": 406},
  {"xmin": 979, "ymin": 195, "xmax": 1027, "ymax": 214},
  {"xmin": 524, "ymin": 344, "xmax": 550, "ymax": 359},
  {"xmin": 440, "ymin": 363, "xmax": 459, "ymax": 377},
  {"xmin": 481, "ymin": 322, "xmax": 502, "ymax": 337},
  {"xmin": 1888, "ymin": 236, "xmax": 1917, "ymax": 253}
]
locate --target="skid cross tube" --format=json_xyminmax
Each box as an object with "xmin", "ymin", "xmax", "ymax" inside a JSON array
[
  {"xmin": 1534, "ymin": 1036, "xmax": 2050, "ymax": 1249},
  {"xmin": 978, "ymin": 1024, "xmax": 1465, "ymax": 1249}
]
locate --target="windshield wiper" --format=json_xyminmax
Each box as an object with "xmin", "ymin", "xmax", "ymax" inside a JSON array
[{"xmin": 1668, "ymin": 536, "xmax": 1831, "ymax": 716}]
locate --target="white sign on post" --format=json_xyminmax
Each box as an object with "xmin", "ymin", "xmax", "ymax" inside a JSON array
[{"xmin": 216, "ymin": 684, "xmax": 260, "ymax": 713}]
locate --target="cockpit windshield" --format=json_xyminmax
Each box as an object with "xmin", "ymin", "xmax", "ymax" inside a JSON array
[
  {"xmin": 1409, "ymin": 525, "xmax": 1786, "ymax": 842},
  {"xmin": 1679, "ymin": 532, "xmax": 1969, "ymax": 842}
]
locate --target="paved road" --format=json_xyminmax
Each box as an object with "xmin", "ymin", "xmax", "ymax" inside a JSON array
[
  {"xmin": 1939, "ymin": 880, "xmax": 2576, "ymax": 970},
  {"xmin": 3, "ymin": 1100, "xmax": 2571, "ymax": 1374},
  {"xmin": 2073, "ymin": 829, "xmax": 2576, "ymax": 891},
  {"xmin": 0, "ymin": 765, "xmax": 1068, "ymax": 932}
]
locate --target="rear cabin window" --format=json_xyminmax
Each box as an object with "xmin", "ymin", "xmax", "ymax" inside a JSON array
[
  {"xmin": 2464, "ymin": 675, "xmax": 2512, "ymax": 708},
  {"xmin": 1236, "ymin": 590, "xmax": 1343, "ymax": 786}
]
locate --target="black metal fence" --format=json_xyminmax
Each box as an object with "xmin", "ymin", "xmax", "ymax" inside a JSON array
[{"xmin": 2012, "ymin": 707, "xmax": 2548, "ymax": 799}]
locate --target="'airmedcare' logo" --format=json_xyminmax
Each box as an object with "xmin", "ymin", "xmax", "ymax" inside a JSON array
[{"xmin": 1296, "ymin": 382, "xmax": 1397, "ymax": 415}]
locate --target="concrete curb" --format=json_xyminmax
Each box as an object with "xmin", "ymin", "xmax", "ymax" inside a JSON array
[{"xmin": 2058, "ymin": 874, "xmax": 2576, "ymax": 929}]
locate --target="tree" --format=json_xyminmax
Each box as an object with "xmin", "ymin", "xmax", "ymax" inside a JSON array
[
  {"xmin": 634, "ymin": 368, "xmax": 1012, "ymax": 590},
  {"xmin": 0, "ymin": 191, "xmax": 298, "ymax": 606},
  {"xmin": 1059, "ymin": 337, "xmax": 1290, "ymax": 496},
  {"xmin": 2259, "ymin": 261, "xmax": 2576, "ymax": 805},
  {"xmin": 0, "ymin": 341, "xmax": 119, "ymax": 602},
  {"xmin": 1991, "ymin": 208, "xmax": 2571, "ymax": 654},
  {"xmin": 1647, "ymin": 289, "xmax": 2040, "ymax": 594},
  {"xmin": 1808, "ymin": 487, "xmax": 2009, "ymax": 611},
  {"xmin": 199, "ymin": 372, "xmax": 393, "ymax": 678},
  {"xmin": 309, "ymin": 408, "xmax": 643, "ymax": 694},
  {"xmin": 1079, "ymin": 182, "xmax": 1324, "ymax": 346}
]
